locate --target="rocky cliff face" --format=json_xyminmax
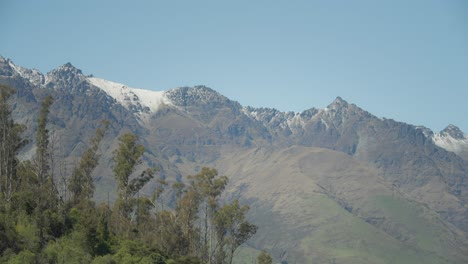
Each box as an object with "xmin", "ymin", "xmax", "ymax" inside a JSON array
[{"xmin": 1, "ymin": 56, "xmax": 467, "ymax": 263}]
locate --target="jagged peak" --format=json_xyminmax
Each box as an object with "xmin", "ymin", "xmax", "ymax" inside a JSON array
[
  {"xmin": 169, "ymin": 85, "xmax": 219, "ymax": 94},
  {"xmin": 244, "ymin": 106, "xmax": 283, "ymax": 114},
  {"xmin": 0, "ymin": 56, "xmax": 16, "ymax": 78},
  {"xmin": 415, "ymin": 126, "xmax": 434, "ymax": 138},
  {"xmin": 432, "ymin": 124, "xmax": 468, "ymax": 154},
  {"xmin": 193, "ymin": 84, "xmax": 213, "ymax": 90},
  {"xmin": 165, "ymin": 85, "xmax": 233, "ymax": 107},
  {"xmin": 0, "ymin": 55, "xmax": 12, "ymax": 66},
  {"xmin": 3, "ymin": 58, "xmax": 45, "ymax": 85},
  {"xmin": 333, "ymin": 96, "xmax": 347, "ymax": 105},
  {"xmin": 48, "ymin": 62, "xmax": 83, "ymax": 76},
  {"xmin": 440, "ymin": 124, "xmax": 465, "ymax": 140},
  {"xmin": 325, "ymin": 96, "xmax": 350, "ymax": 110},
  {"xmin": 44, "ymin": 62, "xmax": 86, "ymax": 88},
  {"xmin": 320, "ymin": 96, "xmax": 375, "ymax": 127},
  {"xmin": 4, "ymin": 58, "xmax": 19, "ymax": 69}
]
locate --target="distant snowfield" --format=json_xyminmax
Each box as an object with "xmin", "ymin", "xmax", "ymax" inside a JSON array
[
  {"xmin": 432, "ymin": 133, "xmax": 468, "ymax": 155},
  {"xmin": 87, "ymin": 77, "xmax": 172, "ymax": 113}
]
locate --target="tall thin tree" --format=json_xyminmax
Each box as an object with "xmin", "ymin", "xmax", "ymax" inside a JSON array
[
  {"xmin": 69, "ymin": 120, "xmax": 109, "ymax": 204},
  {"xmin": 35, "ymin": 94, "xmax": 54, "ymax": 185},
  {"xmin": 0, "ymin": 84, "xmax": 26, "ymax": 204}
]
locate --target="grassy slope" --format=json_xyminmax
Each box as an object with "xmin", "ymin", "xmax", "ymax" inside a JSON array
[
  {"xmin": 92, "ymin": 143, "xmax": 467, "ymax": 263},
  {"xmin": 211, "ymin": 146, "xmax": 467, "ymax": 264},
  {"xmin": 296, "ymin": 195, "xmax": 452, "ymax": 264},
  {"xmin": 232, "ymin": 246, "xmax": 264, "ymax": 264}
]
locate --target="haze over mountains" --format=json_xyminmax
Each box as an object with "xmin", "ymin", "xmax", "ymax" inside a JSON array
[{"xmin": 1, "ymin": 55, "xmax": 467, "ymax": 263}]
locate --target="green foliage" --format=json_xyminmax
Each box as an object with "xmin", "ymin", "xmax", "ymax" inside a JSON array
[
  {"xmin": 150, "ymin": 210, "xmax": 188, "ymax": 258},
  {"xmin": 0, "ymin": 211, "xmax": 19, "ymax": 254},
  {"xmin": 112, "ymin": 133, "xmax": 146, "ymax": 203},
  {"xmin": 0, "ymin": 89, "xmax": 259, "ymax": 263},
  {"xmin": 69, "ymin": 121, "xmax": 109, "ymax": 204},
  {"xmin": 43, "ymin": 231, "xmax": 93, "ymax": 264},
  {"xmin": 91, "ymin": 254, "xmax": 115, "ymax": 264},
  {"xmin": 14, "ymin": 213, "xmax": 39, "ymax": 252},
  {"xmin": 112, "ymin": 239, "xmax": 165, "ymax": 264},
  {"xmin": 0, "ymin": 84, "xmax": 27, "ymax": 204},
  {"xmin": 35, "ymin": 94, "xmax": 54, "ymax": 184},
  {"xmin": 167, "ymin": 256, "xmax": 204, "ymax": 264},
  {"xmin": 171, "ymin": 168, "xmax": 257, "ymax": 263},
  {"xmin": 189, "ymin": 167, "xmax": 228, "ymax": 209},
  {"xmin": 94, "ymin": 205, "xmax": 112, "ymax": 256},
  {"xmin": 11, "ymin": 161, "xmax": 38, "ymax": 215},
  {"xmin": 111, "ymin": 133, "xmax": 156, "ymax": 237},
  {"xmin": 257, "ymin": 250, "xmax": 273, "ymax": 264},
  {"xmin": 6, "ymin": 249, "xmax": 35, "ymax": 264},
  {"xmin": 213, "ymin": 200, "xmax": 258, "ymax": 264},
  {"xmin": 27, "ymin": 95, "xmax": 65, "ymax": 247}
]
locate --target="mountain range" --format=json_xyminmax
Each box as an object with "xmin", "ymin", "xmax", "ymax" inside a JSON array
[{"xmin": 1, "ymin": 55, "xmax": 467, "ymax": 263}]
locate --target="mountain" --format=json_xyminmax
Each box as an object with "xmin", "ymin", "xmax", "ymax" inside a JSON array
[
  {"xmin": 1, "ymin": 56, "xmax": 467, "ymax": 263},
  {"xmin": 432, "ymin": 125, "xmax": 468, "ymax": 161}
]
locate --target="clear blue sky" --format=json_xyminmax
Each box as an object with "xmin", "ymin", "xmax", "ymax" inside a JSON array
[{"xmin": 1, "ymin": 0, "xmax": 467, "ymax": 132}]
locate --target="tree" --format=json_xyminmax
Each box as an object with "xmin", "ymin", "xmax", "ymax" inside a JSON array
[
  {"xmin": 257, "ymin": 250, "xmax": 273, "ymax": 264},
  {"xmin": 93, "ymin": 204, "xmax": 112, "ymax": 256},
  {"xmin": 113, "ymin": 133, "xmax": 146, "ymax": 204},
  {"xmin": 69, "ymin": 121, "xmax": 109, "ymax": 204},
  {"xmin": 0, "ymin": 84, "xmax": 26, "ymax": 204},
  {"xmin": 30, "ymin": 95, "xmax": 65, "ymax": 246},
  {"xmin": 0, "ymin": 85, "xmax": 262, "ymax": 262},
  {"xmin": 175, "ymin": 186, "xmax": 201, "ymax": 256},
  {"xmin": 151, "ymin": 177, "xmax": 168, "ymax": 212},
  {"xmin": 112, "ymin": 133, "xmax": 155, "ymax": 235},
  {"xmin": 187, "ymin": 168, "xmax": 228, "ymax": 262},
  {"xmin": 213, "ymin": 200, "xmax": 257, "ymax": 264},
  {"xmin": 35, "ymin": 94, "xmax": 54, "ymax": 185},
  {"xmin": 43, "ymin": 230, "xmax": 93, "ymax": 264},
  {"xmin": 173, "ymin": 168, "xmax": 256, "ymax": 264},
  {"xmin": 0, "ymin": 210, "xmax": 19, "ymax": 255}
]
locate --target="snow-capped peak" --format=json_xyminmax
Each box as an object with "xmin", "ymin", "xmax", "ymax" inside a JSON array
[
  {"xmin": 7, "ymin": 59, "xmax": 45, "ymax": 86},
  {"xmin": 322, "ymin": 96, "xmax": 350, "ymax": 113},
  {"xmin": 415, "ymin": 126, "xmax": 434, "ymax": 138},
  {"xmin": 46, "ymin": 62, "xmax": 84, "ymax": 80},
  {"xmin": 440, "ymin": 124, "xmax": 465, "ymax": 140},
  {"xmin": 87, "ymin": 77, "xmax": 173, "ymax": 115},
  {"xmin": 432, "ymin": 125, "xmax": 468, "ymax": 155}
]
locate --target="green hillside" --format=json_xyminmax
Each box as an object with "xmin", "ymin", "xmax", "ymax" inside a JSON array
[{"xmin": 212, "ymin": 146, "xmax": 468, "ymax": 263}]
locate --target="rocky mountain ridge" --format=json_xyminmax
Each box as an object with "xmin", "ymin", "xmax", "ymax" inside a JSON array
[
  {"xmin": 5, "ymin": 56, "xmax": 467, "ymax": 149},
  {"xmin": 1, "ymin": 56, "xmax": 467, "ymax": 263}
]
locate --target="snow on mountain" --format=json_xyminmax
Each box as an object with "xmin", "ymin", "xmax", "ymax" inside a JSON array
[
  {"xmin": 5, "ymin": 56, "xmax": 468, "ymax": 159},
  {"xmin": 165, "ymin": 85, "xmax": 233, "ymax": 108},
  {"xmin": 87, "ymin": 77, "xmax": 173, "ymax": 121},
  {"xmin": 432, "ymin": 125, "xmax": 468, "ymax": 155},
  {"xmin": 415, "ymin": 126, "xmax": 434, "ymax": 138},
  {"xmin": 7, "ymin": 59, "xmax": 45, "ymax": 86},
  {"xmin": 44, "ymin": 62, "xmax": 88, "ymax": 89}
]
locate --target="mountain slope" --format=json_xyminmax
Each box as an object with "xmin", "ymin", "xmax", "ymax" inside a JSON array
[
  {"xmin": 245, "ymin": 96, "xmax": 468, "ymax": 233},
  {"xmin": 213, "ymin": 146, "xmax": 468, "ymax": 263},
  {"xmin": 1, "ymin": 56, "xmax": 468, "ymax": 263}
]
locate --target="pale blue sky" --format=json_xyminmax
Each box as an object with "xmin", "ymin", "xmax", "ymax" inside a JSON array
[{"xmin": 1, "ymin": 0, "xmax": 467, "ymax": 132}]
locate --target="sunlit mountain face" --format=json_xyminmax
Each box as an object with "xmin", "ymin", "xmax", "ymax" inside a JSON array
[{"xmin": 1, "ymin": 56, "xmax": 467, "ymax": 264}]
